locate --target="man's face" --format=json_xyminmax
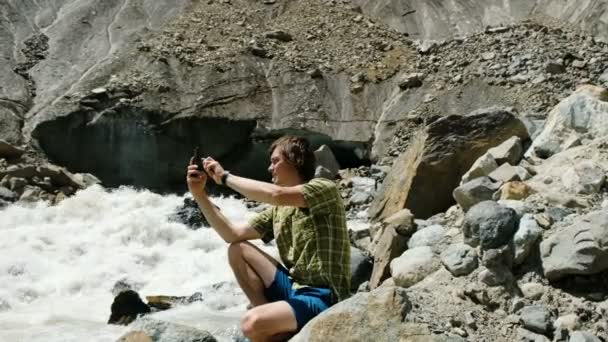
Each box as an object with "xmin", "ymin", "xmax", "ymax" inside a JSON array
[{"xmin": 268, "ymin": 147, "xmax": 297, "ymax": 185}]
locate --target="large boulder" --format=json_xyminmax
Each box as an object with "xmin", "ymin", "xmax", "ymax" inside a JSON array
[
  {"xmin": 0, "ymin": 140, "xmax": 24, "ymax": 159},
  {"xmin": 291, "ymin": 286, "xmax": 437, "ymax": 342},
  {"xmin": 529, "ymin": 85, "xmax": 608, "ymax": 159},
  {"xmin": 370, "ymin": 108, "xmax": 528, "ymax": 219},
  {"xmin": 540, "ymin": 210, "xmax": 608, "ymax": 280}
]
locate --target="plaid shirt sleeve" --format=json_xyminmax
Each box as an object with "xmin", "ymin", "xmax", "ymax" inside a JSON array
[{"xmin": 248, "ymin": 207, "xmax": 274, "ymax": 243}]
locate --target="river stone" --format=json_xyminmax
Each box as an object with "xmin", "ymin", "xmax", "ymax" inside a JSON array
[
  {"xmin": 488, "ymin": 136, "xmax": 523, "ymax": 165},
  {"xmin": 121, "ymin": 317, "xmax": 216, "ymax": 342},
  {"xmin": 0, "ymin": 186, "xmax": 17, "ymax": 201},
  {"xmin": 541, "ymin": 210, "xmax": 608, "ymax": 280},
  {"xmin": 529, "ymin": 85, "xmax": 608, "ymax": 159},
  {"xmin": 520, "ymin": 305, "xmax": 554, "ymax": 335},
  {"xmin": 291, "ymin": 287, "xmax": 435, "ymax": 342},
  {"xmin": 440, "ymin": 243, "xmax": 478, "ymax": 276},
  {"xmin": 513, "ymin": 214, "xmax": 543, "ymax": 265},
  {"xmin": 407, "ymin": 224, "xmax": 445, "ymax": 249},
  {"xmin": 390, "ymin": 246, "xmax": 440, "ymax": 288},
  {"xmin": 460, "ymin": 153, "xmax": 498, "ymax": 184},
  {"xmin": 570, "ymin": 331, "xmax": 602, "ymax": 342},
  {"xmin": 453, "ymin": 176, "xmax": 501, "ymax": 211},
  {"xmin": 370, "ymin": 108, "xmax": 528, "ymax": 220},
  {"xmin": 463, "ymin": 201, "xmax": 518, "ymax": 250}
]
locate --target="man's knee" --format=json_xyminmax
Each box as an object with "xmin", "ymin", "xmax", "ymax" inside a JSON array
[
  {"xmin": 240, "ymin": 310, "xmax": 260, "ymax": 338},
  {"xmin": 228, "ymin": 241, "xmax": 249, "ymax": 265}
]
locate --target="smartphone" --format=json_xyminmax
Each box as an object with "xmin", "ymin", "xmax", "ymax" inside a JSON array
[{"xmin": 193, "ymin": 147, "xmax": 205, "ymax": 174}]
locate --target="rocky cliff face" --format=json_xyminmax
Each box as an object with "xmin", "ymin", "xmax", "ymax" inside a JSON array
[{"xmin": 2, "ymin": 0, "xmax": 608, "ymax": 191}]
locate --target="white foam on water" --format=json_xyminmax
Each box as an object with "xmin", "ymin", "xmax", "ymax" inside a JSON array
[{"xmin": 0, "ymin": 185, "xmax": 274, "ymax": 342}]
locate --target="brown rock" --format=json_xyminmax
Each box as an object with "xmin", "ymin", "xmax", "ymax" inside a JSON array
[
  {"xmin": 369, "ymin": 226, "xmax": 409, "ymax": 289},
  {"xmin": 370, "ymin": 109, "xmax": 528, "ymax": 219},
  {"xmin": 494, "ymin": 181, "xmax": 534, "ymax": 200}
]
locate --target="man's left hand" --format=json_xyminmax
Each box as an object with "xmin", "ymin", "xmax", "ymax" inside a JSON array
[{"xmin": 203, "ymin": 157, "xmax": 225, "ymax": 184}]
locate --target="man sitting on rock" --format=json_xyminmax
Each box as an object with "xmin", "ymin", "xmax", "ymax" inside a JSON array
[{"xmin": 186, "ymin": 135, "xmax": 350, "ymax": 341}]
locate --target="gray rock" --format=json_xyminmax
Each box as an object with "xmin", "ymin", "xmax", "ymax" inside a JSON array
[
  {"xmin": 453, "ymin": 176, "xmax": 501, "ymax": 211},
  {"xmin": 407, "ymin": 224, "xmax": 445, "ymax": 249},
  {"xmin": 600, "ymin": 68, "xmax": 608, "ymax": 84},
  {"xmin": 440, "ymin": 243, "xmax": 478, "ymax": 276},
  {"xmin": 529, "ymin": 86, "xmax": 608, "ymax": 159},
  {"xmin": 517, "ymin": 327, "xmax": 551, "ymax": 342},
  {"xmin": 488, "ymin": 163, "xmax": 522, "ymax": 183},
  {"xmin": 569, "ymin": 331, "xmax": 602, "ymax": 342},
  {"xmin": 350, "ymin": 247, "xmax": 372, "ymax": 292},
  {"xmin": 390, "ymin": 246, "xmax": 440, "ymax": 288},
  {"xmin": 510, "ymin": 74, "xmax": 529, "ymax": 84},
  {"xmin": 561, "ymin": 161, "xmax": 605, "ymax": 194},
  {"xmin": 478, "ymin": 267, "xmax": 509, "ymax": 286},
  {"xmin": 546, "ymin": 61, "xmax": 566, "ymax": 74},
  {"xmin": 369, "ymin": 224, "xmax": 409, "ymax": 289},
  {"xmin": 124, "ymin": 317, "xmax": 217, "ymax": 342},
  {"xmin": 263, "ymin": 30, "xmax": 293, "ymax": 42},
  {"xmin": 315, "ymin": 165, "xmax": 334, "ymax": 180},
  {"xmin": 291, "ymin": 287, "xmax": 434, "ymax": 342},
  {"xmin": 463, "ymin": 201, "xmax": 518, "ymax": 250},
  {"xmin": 461, "ymin": 153, "xmax": 498, "ymax": 184},
  {"xmin": 513, "ymin": 214, "xmax": 543, "ymax": 265},
  {"xmin": 0, "ymin": 186, "xmax": 17, "ymax": 201},
  {"xmin": 571, "ymin": 60, "xmax": 587, "ymax": 69},
  {"xmin": 488, "ymin": 136, "xmax": 523, "ymax": 165},
  {"xmin": 349, "ymin": 191, "xmax": 372, "ymax": 206},
  {"xmin": 314, "ymin": 145, "xmax": 340, "ymax": 179},
  {"xmin": 0, "ymin": 140, "xmax": 24, "ymax": 159},
  {"xmin": 519, "ymin": 305, "xmax": 553, "ymax": 335},
  {"xmin": 553, "ymin": 314, "xmax": 580, "ymax": 331},
  {"xmin": 541, "ymin": 210, "xmax": 608, "ymax": 280},
  {"xmin": 398, "ymin": 73, "xmax": 424, "ymax": 89},
  {"xmin": 520, "ymin": 282, "xmax": 544, "ymax": 300},
  {"xmin": 481, "ymin": 52, "xmax": 496, "ymax": 60}
]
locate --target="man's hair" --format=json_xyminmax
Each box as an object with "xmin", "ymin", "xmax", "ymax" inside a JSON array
[{"xmin": 269, "ymin": 136, "xmax": 316, "ymax": 182}]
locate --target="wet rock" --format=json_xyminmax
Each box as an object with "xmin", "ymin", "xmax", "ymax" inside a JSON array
[
  {"xmin": 541, "ymin": 210, "xmax": 608, "ymax": 280},
  {"xmin": 463, "ymin": 201, "xmax": 518, "ymax": 250},
  {"xmin": 440, "ymin": 243, "xmax": 478, "ymax": 276},
  {"xmin": 108, "ymin": 290, "xmax": 151, "ymax": 325},
  {"xmin": 390, "ymin": 246, "xmax": 440, "ymax": 288},
  {"xmin": 0, "ymin": 186, "xmax": 17, "ymax": 201},
  {"xmin": 519, "ymin": 305, "xmax": 553, "ymax": 335},
  {"xmin": 513, "ymin": 214, "xmax": 543, "ymax": 265},
  {"xmin": 168, "ymin": 197, "xmax": 211, "ymax": 229},
  {"xmin": 453, "ymin": 176, "xmax": 501, "ymax": 211}
]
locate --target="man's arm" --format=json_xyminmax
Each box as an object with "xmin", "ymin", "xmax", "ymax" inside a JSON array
[
  {"xmin": 187, "ymin": 163, "xmax": 260, "ymax": 243},
  {"xmin": 202, "ymin": 157, "xmax": 308, "ymax": 207}
]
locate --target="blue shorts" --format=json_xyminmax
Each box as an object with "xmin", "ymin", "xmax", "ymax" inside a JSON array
[{"xmin": 263, "ymin": 265, "xmax": 333, "ymax": 329}]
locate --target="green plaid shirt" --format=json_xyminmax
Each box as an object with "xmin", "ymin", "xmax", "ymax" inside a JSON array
[{"xmin": 249, "ymin": 178, "xmax": 351, "ymax": 302}]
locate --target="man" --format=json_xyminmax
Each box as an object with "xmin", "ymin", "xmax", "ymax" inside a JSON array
[{"xmin": 186, "ymin": 136, "xmax": 350, "ymax": 341}]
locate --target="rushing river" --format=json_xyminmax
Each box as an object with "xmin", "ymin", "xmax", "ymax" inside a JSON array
[{"xmin": 0, "ymin": 185, "xmax": 277, "ymax": 342}]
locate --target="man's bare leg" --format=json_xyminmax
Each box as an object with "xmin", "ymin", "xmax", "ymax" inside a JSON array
[
  {"xmin": 241, "ymin": 301, "xmax": 298, "ymax": 342},
  {"xmin": 228, "ymin": 241, "xmax": 280, "ymax": 306}
]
